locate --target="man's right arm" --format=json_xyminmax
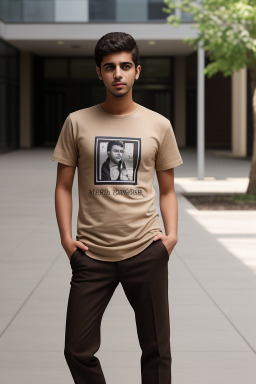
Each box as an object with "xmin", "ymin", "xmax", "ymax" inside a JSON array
[{"xmin": 54, "ymin": 163, "xmax": 88, "ymax": 260}]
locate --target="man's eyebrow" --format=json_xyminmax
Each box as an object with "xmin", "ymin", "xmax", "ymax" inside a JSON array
[{"xmin": 102, "ymin": 61, "xmax": 133, "ymax": 67}]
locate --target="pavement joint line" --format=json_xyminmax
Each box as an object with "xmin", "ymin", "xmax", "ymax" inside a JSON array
[
  {"xmin": 173, "ymin": 249, "xmax": 256, "ymax": 355},
  {"xmin": 172, "ymin": 350, "xmax": 254, "ymax": 352},
  {"xmin": 211, "ymin": 233, "xmax": 256, "ymax": 238},
  {"xmin": 0, "ymin": 251, "xmax": 62, "ymax": 339}
]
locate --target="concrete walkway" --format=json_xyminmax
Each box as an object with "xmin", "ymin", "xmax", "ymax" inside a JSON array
[{"xmin": 0, "ymin": 148, "xmax": 255, "ymax": 383}]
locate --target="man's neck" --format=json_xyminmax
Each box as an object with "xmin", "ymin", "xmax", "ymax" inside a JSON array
[
  {"xmin": 100, "ymin": 93, "xmax": 137, "ymax": 115},
  {"xmin": 109, "ymin": 159, "xmax": 119, "ymax": 168}
]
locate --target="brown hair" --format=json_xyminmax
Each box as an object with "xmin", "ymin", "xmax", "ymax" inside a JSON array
[{"xmin": 94, "ymin": 32, "xmax": 140, "ymax": 69}]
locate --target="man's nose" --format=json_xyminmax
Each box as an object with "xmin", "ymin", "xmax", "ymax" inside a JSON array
[{"xmin": 114, "ymin": 66, "xmax": 122, "ymax": 79}]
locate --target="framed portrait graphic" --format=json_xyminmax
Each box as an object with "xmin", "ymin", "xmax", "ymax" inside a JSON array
[{"xmin": 94, "ymin": 136, "xmax": 141, "ymax": 185}]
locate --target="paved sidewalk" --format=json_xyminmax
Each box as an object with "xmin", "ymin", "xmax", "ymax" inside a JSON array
[{"xmin": 0, "ymin": 148, "xmax": 255, "ymax": 383}]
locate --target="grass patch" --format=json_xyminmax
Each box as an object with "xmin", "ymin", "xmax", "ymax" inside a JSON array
[
  {"xmin": 183, "ymin": 193, "xmax": 256, "ymax": 210},
  {"xmin": 234, "ymin": 194, "xmax": 256, "ymax": 202}
]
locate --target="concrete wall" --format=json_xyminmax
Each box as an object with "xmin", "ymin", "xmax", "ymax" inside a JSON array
[
  {"xmin": 174, "ymin": 56, "xmax": 186, "ymax": 148},
  {"xmin": 232, "ymin": 68, "xmax": 247, "ymax": 156}
]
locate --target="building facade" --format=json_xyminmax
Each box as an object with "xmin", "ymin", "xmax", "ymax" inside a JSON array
[{"xmin": 0, "ymin": 0, "xmax": 251, "ymax": 157}]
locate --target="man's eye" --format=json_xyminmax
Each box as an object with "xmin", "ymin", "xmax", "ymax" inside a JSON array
[{"xmin": 123, "ymin": 65, "xmax": 130, "ymax": 69}]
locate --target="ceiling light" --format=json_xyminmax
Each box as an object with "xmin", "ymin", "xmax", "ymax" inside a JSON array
[{"xmin": 148, "ymin": 41, "xmax": 156, "ymax": 45}]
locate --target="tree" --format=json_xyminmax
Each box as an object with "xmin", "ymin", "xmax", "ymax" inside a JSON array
[{"xmin": 163, "ymin": 0, "xmax": 256, "ymax": 194}]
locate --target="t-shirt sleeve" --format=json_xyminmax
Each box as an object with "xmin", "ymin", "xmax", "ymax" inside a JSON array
[
  {"xmin": 51, "ymin": 115, "xmax": 78, "ymax": 167},
  {"xmin": 155, "ymin": 123, "xmax": 183, "ymax": 171}
]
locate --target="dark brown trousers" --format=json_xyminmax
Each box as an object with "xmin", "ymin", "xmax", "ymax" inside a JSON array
[{"xmin": 64, "ymin": 239, "xmax": 172, "ymax": 384}]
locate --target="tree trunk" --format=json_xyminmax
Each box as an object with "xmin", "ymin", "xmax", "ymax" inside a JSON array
[{"xmin": 246, "ymin": 68, "xmax": 256, "ymax": 195}]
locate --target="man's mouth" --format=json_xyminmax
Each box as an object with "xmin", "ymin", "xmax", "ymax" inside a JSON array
[{"xmin": 113, "ymin": 83, "xmax": 125, "ymax": 88}]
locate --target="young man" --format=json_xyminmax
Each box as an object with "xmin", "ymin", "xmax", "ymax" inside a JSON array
[
  {"xmin": 101, "ymin": 140, "xmax": 129, "ymax": 181},
  {"xmin": 51, "ymin": 32, "xmax": 183, "ymax": 384}
]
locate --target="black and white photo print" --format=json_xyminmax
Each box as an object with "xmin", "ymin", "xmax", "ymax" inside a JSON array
[{"xmin": 94, "ymin": 136, "xmax": 141, "ymax": 185}]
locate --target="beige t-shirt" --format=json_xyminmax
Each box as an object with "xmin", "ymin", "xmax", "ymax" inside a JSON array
[{"xmin": 51, "ymin": 103, "xmax": 183, "ymax": 261}]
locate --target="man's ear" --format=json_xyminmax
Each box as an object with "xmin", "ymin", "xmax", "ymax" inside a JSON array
[
  {"xmin": 96, "ymin": 66, "xmax": 102, "ymax": 80},
  {"xmin": 135, "ymin": 64, "xmax": 141, "ymax": 80}
]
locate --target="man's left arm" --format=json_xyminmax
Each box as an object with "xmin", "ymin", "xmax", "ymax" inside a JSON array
[{"xmin": 153, "ymin": 168, "xmax": 178, "ymax": 256}]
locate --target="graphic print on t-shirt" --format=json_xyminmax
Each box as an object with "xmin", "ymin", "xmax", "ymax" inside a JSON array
[{"xmin": 94, "ymin": 136, "xmax": 141, "ymax": 185}]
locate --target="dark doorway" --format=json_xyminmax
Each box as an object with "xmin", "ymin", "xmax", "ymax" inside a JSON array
[
  {"xmin": 186, "ymin": 52, "xmax": 231, "ymax": 149},
  {"xmin": 34, "ymin": 56, "xmax": 174, "ymax": 147}
]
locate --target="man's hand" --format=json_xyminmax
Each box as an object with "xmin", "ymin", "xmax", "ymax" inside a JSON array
[
  {"xmin": 153, "ymin": 234, "xmax": 177, "ymax": 256},
  {"xmin": 62, "ymin": 239, "xmax": 89, "ymax": 260},
  {"xmin": 155, "ymin": 168, "xmax": 179, "ymax": 257}
]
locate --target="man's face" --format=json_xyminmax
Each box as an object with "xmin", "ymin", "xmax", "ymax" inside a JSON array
[
  {"xmin": 108, "ymin": 145, "xmax": 124, "ymax": 164},
  {"xmin": 96, "ymin": 51, "xmax": 141, "ymax": 98}
]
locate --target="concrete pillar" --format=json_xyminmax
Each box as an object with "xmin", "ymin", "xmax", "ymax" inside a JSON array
[
  {"xmin": 19, "ymin": 51, "xmax": 34, "ymax": 148},
  {"xmin": 174, "ymin": 56, "xmax": 186, "ymax": 147},
  {"xmin": 232, "ymin": 68, "xmax": 247, "ymax": 156},
  {"xmin": 197, "ymin": 43, "xmax": 205, "ymax": 180}
]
